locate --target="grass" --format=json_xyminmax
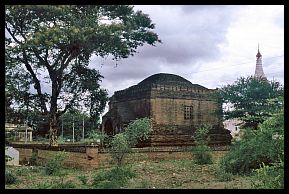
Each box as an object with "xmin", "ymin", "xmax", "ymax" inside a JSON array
[{"xmin": 5, "ymin": 152, "xmax": 251, "ymax": 189}]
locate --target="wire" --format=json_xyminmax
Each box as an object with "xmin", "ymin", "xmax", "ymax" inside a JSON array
[{"xmin": 188, "ymin": 55, "xmax": 284, "ymax": 74}]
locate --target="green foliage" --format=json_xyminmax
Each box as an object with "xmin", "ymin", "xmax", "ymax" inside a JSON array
[
  {"xmin": 50, "ymin": 180, "xmax": 76, "ymax": 189},
  {"xmin": 221, "ymin": 110, "xmax": 284, "ymax": 175},
  {"xmin": 108, "ymin": 118, "xmax": 152, "ymax": 166},
  {"xmin": 15, "ymin": 167, "xmax": 30, "ymax": 176},
  {"xmin": 5, "ymin": 170, "xmax": 18, "ymax": 185},
  {"xmin": 194, "ymin": 124, "xmax": 211, "ymax": 145},
  {"xmin": 5, "ymin": 5, "xmax": 160, "ymax": 145},
  {"xmin": 78, "ymin": 175, "xmax": 89, "ymax": 185},
  {"xmin": 85, "ymin": 130, "xmax": 109, "ymax": 147},
  {"xmin": 218, "ymin": 76, "xmax": 283, "ymax": 129},
  {"xmin": 37, "ymin": 180, "xmax": 76, "ymax": 189},
  {"xmin": 123, "ymin": 117, "xmax": 153, "ymax": 147},
  {"xmin": 192, "ymin": 125, "xmax": 213, "ymax": 165},
  {"xmin": 192, "ymin": 145, "xmax": 213, "ymax": 165},
  {"xmin": 109, "ymin": 133, "xmax": 131, "ymax": 166},
  {"xmin": 44, "ymin": 151, "xmax": 68, "ymax": 176},
  {"xmin": 30, "ymin": 151, "xmax": 38, "ymax": 165},
  {"xmin": 215, "ymin": 165, "xmax": 233, "ymax": 182},
  {"xmin": 251, "ymin": 161, "xmax": 284, "ymax": 189},
  {"xmin": 92, "ymin": 165, "xmax": 135, "ymax": 189}
]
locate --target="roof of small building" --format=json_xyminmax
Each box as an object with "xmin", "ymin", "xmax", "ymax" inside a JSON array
[{"xmin": 137, "ymin": 73, "xmax": 208, "ymax": 89}]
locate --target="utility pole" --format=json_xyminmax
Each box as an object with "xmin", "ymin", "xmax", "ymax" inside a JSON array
[
  {"xmin": 82, "ymin": 116, "xmax": 85, "ymax": 141},
  {"xmin": 61, "ymin": 117, "xmax": 64, "ymax": 138},
  {"xmin": 72, "ymin": 116, "xmax": 75, "ymax": 143}
]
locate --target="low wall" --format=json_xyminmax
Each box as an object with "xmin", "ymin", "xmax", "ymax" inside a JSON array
[
  {"xmin": 9, "ymin": 143, "xmax": 229, "ymax": 170},
  {"xmin": 10, "ymin": 143, "xmax": 99, "ymax": 170}
]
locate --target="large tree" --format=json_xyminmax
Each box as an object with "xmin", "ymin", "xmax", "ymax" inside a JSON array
[
  {"xmin": 5, "ymin": 5, "xmax": 161, "ymax": 146},
  {"xmin": 217, "ymin": 76, "xmax": 283, "ymax": 130}
]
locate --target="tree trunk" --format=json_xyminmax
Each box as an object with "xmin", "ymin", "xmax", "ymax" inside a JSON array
[
  {"xmin": 49, "ymin": 113, "xmax": 58, "ymax": 146},
  {"xmin": 49, "ymin": 75, "xmax": 59, "ymax": 146}
]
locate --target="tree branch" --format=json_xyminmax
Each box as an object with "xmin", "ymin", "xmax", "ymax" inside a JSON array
[{"xmin": 22, "ymin": 49, "xmax": 48, "ymax": 113}]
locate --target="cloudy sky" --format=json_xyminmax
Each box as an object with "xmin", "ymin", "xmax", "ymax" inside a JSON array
[{"xmin": 89, "ymin": 5, "xmax": 284, "ymax": 97}]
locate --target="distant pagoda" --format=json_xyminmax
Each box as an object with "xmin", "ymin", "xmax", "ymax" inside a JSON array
[{"xmin": 254, "ymin": 44, "xmax": 267, "ymax": 79}]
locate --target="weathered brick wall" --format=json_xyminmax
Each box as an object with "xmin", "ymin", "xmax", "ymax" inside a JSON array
[
  {"xmin": 150, "ymin": 98, "xmax": 218, "ymax": 127},
  {"xmin": 112, "ymin": 98, "xmax": 151, "ymax": 123},
  {"xmin": 16, "ymin": 148, "xmax": 32, "ymax": 164},
  {"xmin": 13, "ymin": 145, "xmax": 229, "ymax": 170}
]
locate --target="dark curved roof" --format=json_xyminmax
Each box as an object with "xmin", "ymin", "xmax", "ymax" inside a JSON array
[{"xmin": 137, "ymin": 73, "xmax": 207, "ymax": 89}]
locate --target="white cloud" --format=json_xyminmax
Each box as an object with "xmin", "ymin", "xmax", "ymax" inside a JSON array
[{"xmin": 89, "ymin": 5, "xmax": 284, "ymax": 96}]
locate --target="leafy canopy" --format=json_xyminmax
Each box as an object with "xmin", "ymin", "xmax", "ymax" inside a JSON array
[
  {"xmin": 5, "ymin": 5, "xmax": 160, "ymax": 144},
  {"xmin": 217, "ymin": 76, "xmax": 283, "ymax": 129}
]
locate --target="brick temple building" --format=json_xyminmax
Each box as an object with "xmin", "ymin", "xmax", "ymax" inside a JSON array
[{"xmin": 102, "ymin": 73, "xmax": 231, "ymax": 146}]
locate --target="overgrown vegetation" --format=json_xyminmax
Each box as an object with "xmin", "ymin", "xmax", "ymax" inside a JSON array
[
  {"xmin": 44, "ymin": 151, "xmax": 68, "ymax": 176},
  {"xmin": 220, "ymin": 109, "xmax": 283, "ymax": 176},
  {"xmin": 5, "ymin": 170, "xmax": 18, "ymax": 185},
  {"xmin": 250, "ymin": 161, "xmax": 284, "ymax": 189},
  {"xmin": 192, "ymin": 125, "xmax": 213, "ymax": 165},
  {"xmin": 92, "ymin": 165, "xmax": 135, "ymax": 189},
  {"xmin": 108, "ymin": 118, "xmax": 152, "ymax": 166}
]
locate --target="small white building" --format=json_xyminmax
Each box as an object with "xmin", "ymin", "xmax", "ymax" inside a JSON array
[
  {"xmin": 223, "ymin": 119, "xmax": 243, "ymax": 139},
  {"xmin": 5, "ymin": 123, "xmax": 33, "ymax": 142},
  {"xmin": 5, "ymin": 146, "xmax": 20, "ymax": 166}
]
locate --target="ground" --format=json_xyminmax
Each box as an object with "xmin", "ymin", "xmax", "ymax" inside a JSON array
[{"xmin": 5, "ymin": 151, "xmax": 252, "ymax": 189}]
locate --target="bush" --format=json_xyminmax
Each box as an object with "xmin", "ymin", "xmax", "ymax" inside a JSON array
[
  {"xmin": 123, "ymin": 117, "xmax": 152, "ymax": 147},
  {"xmin": 192, "ymin": 125, "xmax": 213, "ymax": 165},
  {"xmin": 92, "ymin": 165, "xmax": 135, "ymax": 189},
  {"xmin": 15, "ymin": 167, "xmax": 30, "ymax": 176},
  {"xmin": 220, "ymin": 111, "xmax": 284, "ymax": 175},
  {"xmin": 44, "ymin": 151, "xmax": 68, "ymax": 176},
  {"xmin": 251, "ymin": 161, "xmax": 284, "ymax": 189},
  {"xmin": 78, "ymin": 175, "xmax": 89, "ymax": 185},
  {"xmin": 192, "ymin": 145, "xmax": 213, "ymax": 165},
  {"xmin": 108, "ymin": 118, "xmax": 152, "ymax": 166},
  {"xmin": 5, "ymin": 170, "xmax": 18, "ymax": 185},
  {"xmin": 51, "ymin": 180, "xmax": 76, "ymax": 189},
  {"xmin": 215, "ymin": 165, "xmax": 233, "ymax": 182},
  {"xmin": 108, "ymin": 133, "xmax": 131, "ymax": 166}
]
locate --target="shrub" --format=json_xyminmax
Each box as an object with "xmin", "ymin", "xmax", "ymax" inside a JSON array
[
  {"xmin": 123, "ymin": 117, "xmax": 153, "ymax": 147},
  {"xmin": 15, "ymin": 167, "xmax": 31, "ymax": 176},
  {"xmin": 30, "ymin": 151, "xmax": 38, "ymax": 165},
  {"xmin": 51, "ymin": 180, "xmax": 76, "ymax": 189},
  {"xmin": 192, "ymin": 145, "xmax": 213, "ymax": 165},
  {"xmin": 44, "ymin": 151, "xmax": 68, "ymax": 176},
  {"xmin": 215, "ymin": 165, "xmax": 233, "ymax": 182},
  {"xmin": 220, "ymin": 111, "xmax": 284, "ymax": 175},
  {"xmin": 78, "ymin": 175, "xmax": 89, "ymax": 185},
  {"xmin": 92, "ymin": 165, "xmax": 135, "ymax": 189},
  {"xmin": 192, "ymin": 124, "xmax": 213, "ymax": 165},
  {"xmin": 108, "ymin": 118, "xmax": 152, "ymax": 166},
  {"xmin": 251, "ymin": 161, "xmax": 284, "ymax": 189},
  {"xmin": 5, "ymin": 170, "xmax": 18, "ymax": 185},
  {"xmin": 108, "ymin": 133, "xmax": 131, "ymax": 166}
]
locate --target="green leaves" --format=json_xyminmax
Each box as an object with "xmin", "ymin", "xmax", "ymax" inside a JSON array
[
  {"xmin": 5, "ymin": 5, "xmax": 160, "ymax": 145},
  {"xmin": 220, "ymin": 109, "xmax": 284, "ymax": 175},
  {"xmin": 108, "ymin": 118, "xmax": 153, "ymax": 166},
  {"xmin": 123, "ymin": 117, "xmax": 153, "ymax": 147},
  {"xmin": 218, "ymin": 76, "xmax": 283, "ymax": 129}
]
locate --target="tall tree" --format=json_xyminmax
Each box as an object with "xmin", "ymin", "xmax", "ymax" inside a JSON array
[
  {"xmin": 5, "ymin": 5, "xmax": 161, "ymax": 146},
  {"xmin": 217, "ymin": 76, "xmax": 283, "ymax": 130}
]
